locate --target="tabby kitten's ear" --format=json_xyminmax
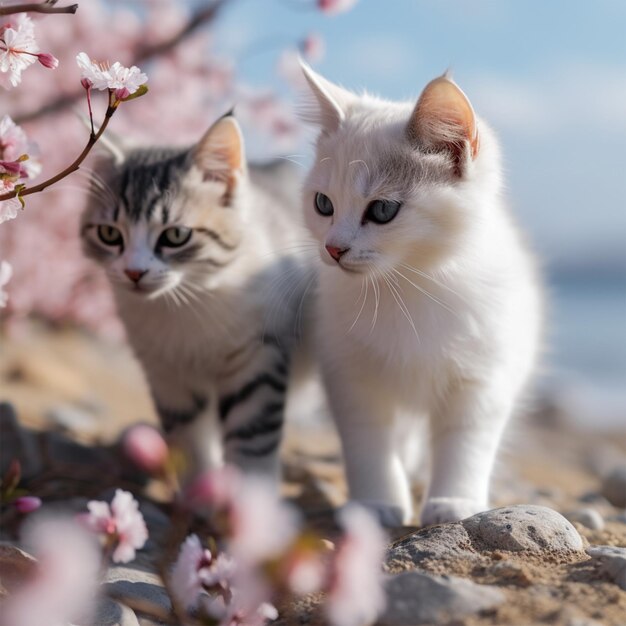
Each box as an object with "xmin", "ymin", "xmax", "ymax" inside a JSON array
[
  {"xmin": 299, "ymin": 60, "xmax": 354, "ymax": 134},
  {"xmin": 406, "ymin": 75, "xmax": 479, "ymax": 177},
  {"xmin": 194, "ymin": 113, "xmax": 246, "ymax": 181}
]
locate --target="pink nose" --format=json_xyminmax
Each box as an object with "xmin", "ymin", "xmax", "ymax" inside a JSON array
[
  {"xmin": 325, "ymin": 244, "xmax": 349, "ymax": 262},
  {"xmin": 124, "ymin": 269, "xmax": 147, "ymax": 284}
]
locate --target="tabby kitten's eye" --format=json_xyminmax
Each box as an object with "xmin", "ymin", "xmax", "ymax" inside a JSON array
[
  {"xmin": 97, "ymin": 225, "xmax": 123, "ymax": 246},
  {"xmin": 157, "ymin": 226, "xmax": 192, "ymax": 248},
  {"xmin": 363, "ymin": 199, "xmax": 402, "ymax": 225},
  {"xmin": 314, "ymin": 192, "xmax": 334, "ymax": 217}
]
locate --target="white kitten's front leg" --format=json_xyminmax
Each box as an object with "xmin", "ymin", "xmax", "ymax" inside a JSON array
[
  {"xmin": 421, "ymin": 382, "xmax": 512, "ymax": 526},
  {"xmin": 324, "ymin": 365, "xmax": 412, "ymax": 527}
]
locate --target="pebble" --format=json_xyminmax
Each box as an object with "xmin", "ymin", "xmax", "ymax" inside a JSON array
[
  {"xmin": 586, "ymin": 545, "xmax": 626, "ymax": 590},
  {"xmin": 601, "ymin": 466, "xmax": 626, "ymax": 508},
  {"xmin": 563, "ymin": 508, "xmax": 605, "ymax": 531},
  {"xmin": 380, "ymin": 571, "xmax": 504, "ymax": 625},
  {"xmin": 462, "ymin": 505, "xmax": 584, "ymax": 553}
]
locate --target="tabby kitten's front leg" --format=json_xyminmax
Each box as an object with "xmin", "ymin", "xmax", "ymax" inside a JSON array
[{"xmin": 217, "ymin": 337, "xmax": 290, "ymax": 483}]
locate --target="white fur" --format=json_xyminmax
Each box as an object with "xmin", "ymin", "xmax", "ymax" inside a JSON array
[{"xmin": 301, "ymin": 65, "xmax": 542, "ymax": 526}]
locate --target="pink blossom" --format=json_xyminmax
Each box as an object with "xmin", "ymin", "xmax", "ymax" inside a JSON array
[
  {"xmin": 0, "ymin": 114, "xmax": 41, "ymax": 179},
  {"xmin": 82, "ymin": 489, "xmax": 148, "ymax": 563},
  {"xmin": 326, "ymin": 504, "xmax": 387, "ymax": 626},
  {"xmin": 122, "ymin": 424, "xmax": 168, "ymax": 473},
  {"xmin": 13, "ymin": 495, "xmax": 42, "ymax": 513},
  {"xmin": 0, "ymin": 14, "xmax": 38, "ymax": 88},
  {"xmin": 76, "ymin": 51, "xmax": 147, "ymax": 98},
  {"xmin": 317, "ymin": 0, "xmax": 359, "ymax": 15},
  {"xmin": 170, "ymin": 534, "xmax": 236, "ymax": 610},
  {"xmin": 0, "ymin": 260, "xmax": 13, "ymax": 307},
  {"xmin": 3, "ymin": 516, "xmax": 100, "ymax": 626}
]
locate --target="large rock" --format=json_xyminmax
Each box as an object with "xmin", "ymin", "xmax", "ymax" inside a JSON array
[
  {"xmin": 601, "ymin": 466, "xmax": 626, "ymax": 508},
  {"xmin": 386, "ymin": 522, "xmax": 474, "ymax": 573},
  {"xmin": 380, "ymin": 571, "xmax": 505, "ymax": 625},
  {"xmin": 462, "ymin": 505, "xmax": 584, "ymax": 553},
  {"xmin": 586, "ymin": 545, "xmax": 626, "ymax": 590}
]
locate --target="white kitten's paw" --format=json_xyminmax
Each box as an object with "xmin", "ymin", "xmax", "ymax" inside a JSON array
[
  {"xmin": 346, "ymin": 501, "xmax": 410, "ymax": 528},
  {"xmin": 420, "ymin": 497, "xmax": 486, "ymax": 527}
]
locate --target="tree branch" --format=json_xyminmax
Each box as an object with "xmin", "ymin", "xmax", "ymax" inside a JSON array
[
  {"xmin": 0, "ymin": 2, "xmax": 78, "ymax": 15},
  {"xmin": 0, "ymin": 104, "xmax": 115, "ymax": 203},
  {"xmin": 13, "ymin": 0, "xmax": 229, "ymax": 124}
]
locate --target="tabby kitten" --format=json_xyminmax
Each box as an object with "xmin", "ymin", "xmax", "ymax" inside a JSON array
[
  {"xmin": 300, "ymin": 64, "xmax": 542, "ymax": 527},
  {"xmin": 81, "ymin": 114, "xmax": 310, "ymax": 482}
]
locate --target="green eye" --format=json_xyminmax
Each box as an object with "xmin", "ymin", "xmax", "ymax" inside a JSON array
[
  {"xmin": 315, "ymin": 192, "xmax": 334, "ymax": 217},
  {"xmin": 157, "ymin": 226, "xmax": 192, "ymax": 248},
  {"xmin": 364, "ymin": 199, "xmax": 402, "ymax": 225},
  {"xmin": 97, "ymin": 224, "xmax": 123, "ymax": 246}
]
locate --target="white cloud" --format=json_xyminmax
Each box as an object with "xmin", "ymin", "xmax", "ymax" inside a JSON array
[{"xmin": 468, "ymin": 63, "xmax": 626, "ymax": 137}]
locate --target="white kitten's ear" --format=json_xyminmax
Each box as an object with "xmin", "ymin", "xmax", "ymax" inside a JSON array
[
  {"xmin": 407, "ymin": 75, "xmax": 479, "ymax": 176},
  {"xmin": 299, "ymin": 60, "xmax": 353, "ymax": 133},
  {"xmin": 194, "ymin": 112, "xmax": 245, "ymax": 179}
]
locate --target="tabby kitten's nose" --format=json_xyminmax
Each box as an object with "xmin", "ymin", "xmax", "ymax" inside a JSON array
[
  {"xmin": 325, "ymin": 244, "xmax": 349, "ymax": 262},
  {"xmin": 124, "ymin": 269, "xmax": 148, "ymax": 284}
]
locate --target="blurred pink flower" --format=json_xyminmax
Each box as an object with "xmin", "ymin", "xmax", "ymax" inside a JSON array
[
  {"xmin": 122, "ymin": 423, "xmax": 168, "ymax": 473},
  {"xmin": 83, "ymin": 489, "xmax": 148, "ymax": 563},
  {"xmin": 317, "ymin": 0, "xmax": 359, "ymax": 16},
  {"xmin": 0, "ymin": 197, "xmax": 20, "ymax": 224},
  {"xmin": 326, "ymin": 504, "xmax": 387, "ymax": 626},
  {"xmin": 3, "ymin": 515, "xmax": 100, "ymax": 626},
  {"xmin": 13, "ymin": 495, "xmax": 42, "ymax": 513},
  {"xmin": 0, "ymin": 113, "xmax": 40, "ymax": 178},
  {"xmin": 0, "ymin": 14, "xmax": 38, "ymax": 88},
  {"xmin": 188, "ymin": 466, "xmax": 299, "ymax": 564},
  {"xmin": 300, "ymin": 33, "xmax": 325, "ymax": 63},
  {"xmin": 170, "ymin": 534, "xmax": 237, "ymax": 610},
  {"xmin": 0, "ymin": 260, "xmax": 13, "ymax": 306}
]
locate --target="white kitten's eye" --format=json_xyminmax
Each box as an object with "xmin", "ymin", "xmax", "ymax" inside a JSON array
[
  {"xmin": 97, "ymin": 224, "xmax": 123, "ymax": 246},
  {"xmin": 364, "ymin": 199, "xmax": 401, "ymax": 225},
  {"xmin": 157, "ymin": 226, "xmax": 192, "ymax": 248},
  {"xmin": 314, "ymin": 192, "xmax": 334, "ymax": 217}
]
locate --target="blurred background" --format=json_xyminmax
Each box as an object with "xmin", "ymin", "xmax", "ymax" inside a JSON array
[{"xmin": 1, "ymin": 0, "xmax": 625, "ymax": 433}]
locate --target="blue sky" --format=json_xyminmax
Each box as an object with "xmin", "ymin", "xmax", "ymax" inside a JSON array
[{"xmin": 210, "ymin": 0, "xmax": 626, "ymax": 270}]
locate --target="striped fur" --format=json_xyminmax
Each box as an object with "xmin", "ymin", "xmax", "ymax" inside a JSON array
[{"xmin": 80, "ymin": 116, "xmax": 313, "ymax": 483}]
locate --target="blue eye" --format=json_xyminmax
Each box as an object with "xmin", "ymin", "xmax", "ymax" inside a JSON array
[
  {"xmin": 314, "ymin": 192, "xmax": 334, "ymax": 217},
  {"xmin": 364, "ymin": 199, "xmax": 401, "ymax": 224}
]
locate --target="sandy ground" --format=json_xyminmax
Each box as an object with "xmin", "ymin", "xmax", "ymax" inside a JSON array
[{"xmin": 1, "ymin": 322, "xmax": 625, "ymax": 625}]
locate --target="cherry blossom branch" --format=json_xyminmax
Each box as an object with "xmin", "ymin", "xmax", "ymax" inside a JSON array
[
  {"xmin": 14, "ymin": 0, "xmax": 229, "ymax": 124},
  {"xmin": 0, "ymin": 2, "xmax": 78, "ymax": 16},
  {"xmin": 0, "ymin": 104, "xmax": 113, "ymax": 202}
]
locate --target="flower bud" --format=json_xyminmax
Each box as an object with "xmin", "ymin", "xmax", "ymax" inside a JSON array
[
  {"xmin": 37, "ymin": 53, "xmax": 59, "ymax": 69},
  {"xmin": 14, "ymin": 496, "xmax": 42, "ymax": 514}
]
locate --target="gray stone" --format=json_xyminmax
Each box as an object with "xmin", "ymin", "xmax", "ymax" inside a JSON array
[
  {"xmin": 385, "ymin": 522, "xmax": 474, "ymax": 572},
  {"xmin": 462, "ymin": 505, "xmax": 584, "ymax": 553},
  {"xmin": 586, "ymin": 545, "xmax": 626, "ymax": 590},
  {"xmin": 563, "ymin": 508, "xmax": 605, "ymax": 531},
  {"xmin": 601, "ymin": 466, "xmax": 626, "ymax": 508},
  {"xmin": 104, "ymin": 566, "xmax": 172, "ymax": 623},
  {"xmin": 380, "ymin": 571, "xmax": 505, "ymax": 625},
  {"xmin": 0, "ymin": 402, "xmax": 42, "ymax": 479},
  {"xmin": 46, "ymin": 404, "xmax": 100, "ymax": 437},
  {"xmin": 0, "ymin": 542, "xmax": 37, "ymax": 592},
  {"xmin": 93, "ymin": 598, "xmax": 140, "ymax": 626}
]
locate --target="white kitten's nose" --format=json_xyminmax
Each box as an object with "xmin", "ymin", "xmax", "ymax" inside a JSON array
[
  {"xmin": 124, "ymin": 268, "xmax": 148, "ymax": 284},
  {"xmin": 325, "ymin": 244, "xmax": 349, "ymax": 262}
]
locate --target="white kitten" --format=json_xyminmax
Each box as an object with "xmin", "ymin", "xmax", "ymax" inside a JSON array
[{"xmin": 300, "ymin": 64, "xmax": 542, "ymax": 526}]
